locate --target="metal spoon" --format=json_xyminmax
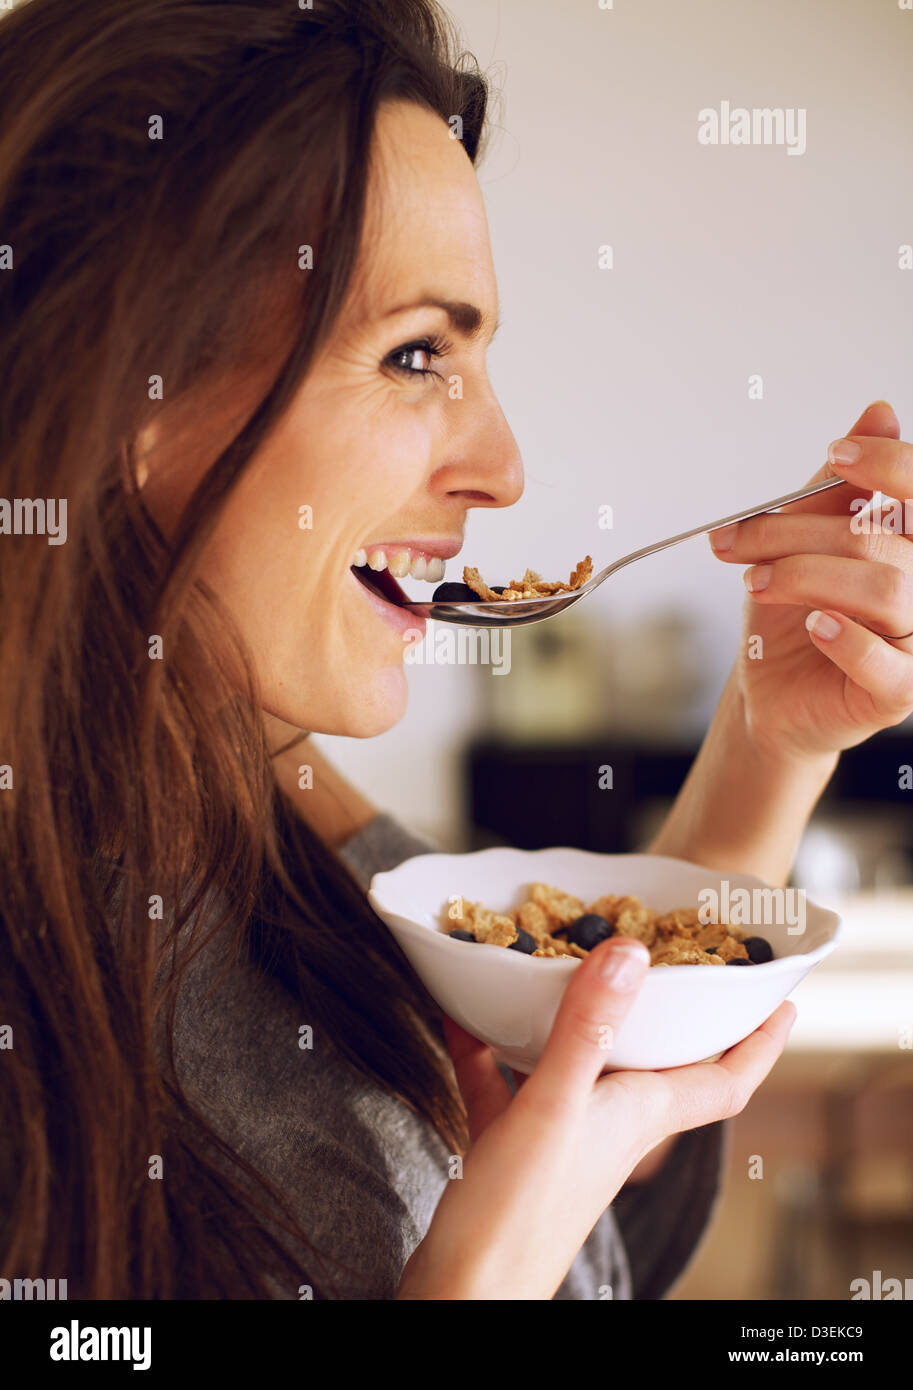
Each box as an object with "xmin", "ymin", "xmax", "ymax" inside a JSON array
[{"xmin": 400, "ymin": 474, "xmax": 847, "ymax": 628}]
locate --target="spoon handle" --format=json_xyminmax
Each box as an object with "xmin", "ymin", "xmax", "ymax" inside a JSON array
[{"xmin": 602, "ymin": 473, "xmax": 847, "ymax": 580}]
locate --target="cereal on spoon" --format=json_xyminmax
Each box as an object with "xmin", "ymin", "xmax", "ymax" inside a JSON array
[
  {"xmin": 428, "ymin": 556, "xmax": 593, "ymax": 605},
  {"xmin": 447, "ymin": 882, "xmax": 775, "ymax": 966},
  {"xmin": 463, "ymin": 556, "xmax": 593, "ymax": 602}
]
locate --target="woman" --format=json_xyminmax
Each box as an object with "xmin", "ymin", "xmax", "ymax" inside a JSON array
[{"xmin": 1, "ymin": 0, "xmax": 910, "ymax": 1301}]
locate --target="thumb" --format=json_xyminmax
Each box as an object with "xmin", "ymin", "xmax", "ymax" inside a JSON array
[{"xmin": 528, "ymin": 937, "xmax": 651, "ymax": 1109}]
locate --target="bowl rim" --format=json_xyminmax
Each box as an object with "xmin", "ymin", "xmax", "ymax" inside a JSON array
[{"xmin": 367, "ymin": 844, "xmax": 843, "ymax": 978}]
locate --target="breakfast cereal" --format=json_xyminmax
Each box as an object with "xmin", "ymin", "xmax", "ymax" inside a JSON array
[
  {"xmin": 463, "ymin": 556, "xmax": 593, "ymax": 602},
  {"xmin": 446, "ymin": 883, "xmax": 774, "ymax": 966}
]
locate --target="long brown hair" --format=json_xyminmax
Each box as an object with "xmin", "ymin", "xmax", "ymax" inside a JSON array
[{"xmin": 0, "ymin": 0, "xmax": 487, "ymax": 1298}]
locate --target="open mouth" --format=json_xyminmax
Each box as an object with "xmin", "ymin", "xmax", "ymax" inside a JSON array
[
  {"xmin": 351, "ymin": 563, "xmax": 408, "ymax": 607},
  {"xmin": 350, "ymin": 544, "xmax": 450, "ymax": 608}
]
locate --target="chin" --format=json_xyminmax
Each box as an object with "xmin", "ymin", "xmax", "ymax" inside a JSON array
[
  {"xmin": 310, "ymin": 665, "xmax": 409, "ymax": 739},
  {"xmin": 349, "ymin": 665, "xmax": 409, "ymax": 737}
]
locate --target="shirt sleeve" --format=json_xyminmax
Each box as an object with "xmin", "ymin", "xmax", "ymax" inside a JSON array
[{"xmin": 336, "ymin": 811, "xmax": 437, "ymax": 888}]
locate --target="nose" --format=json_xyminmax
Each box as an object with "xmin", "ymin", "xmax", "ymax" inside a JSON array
[{"xmin": 428, "ymin": 381, "xmax": 524, "ymax": 509}]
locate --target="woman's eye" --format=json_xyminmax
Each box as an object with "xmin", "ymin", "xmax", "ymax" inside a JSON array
[{"xmin": 385, "ymin": 337, "xmax": 450, "ymax": 380}]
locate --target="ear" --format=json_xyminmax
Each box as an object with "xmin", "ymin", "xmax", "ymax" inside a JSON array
[{"xmin": 131, "ymin": 418, "xmax": 163, "ymax": 490}]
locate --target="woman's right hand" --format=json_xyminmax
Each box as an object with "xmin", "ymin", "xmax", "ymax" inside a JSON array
[{"xmin": 397, "ymin": 936, "xmax": 796, "ymax": 1300}]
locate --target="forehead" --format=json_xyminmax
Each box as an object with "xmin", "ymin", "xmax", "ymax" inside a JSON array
[{"xmin": 351, "ymin": 99, "xmax": 496, "ymax": 320}]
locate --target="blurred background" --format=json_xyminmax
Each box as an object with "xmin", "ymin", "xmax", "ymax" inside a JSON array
[{"xmin": 316, "ymin": 0, "xmax": 913, "ymax": 1299}]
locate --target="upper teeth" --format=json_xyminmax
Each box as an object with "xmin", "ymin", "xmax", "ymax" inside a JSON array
[{"xmin": 353, "ymin": 548, "xmax": 445, "ymax": 583}]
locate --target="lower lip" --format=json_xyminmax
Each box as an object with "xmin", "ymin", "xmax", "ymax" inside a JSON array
[{"xmin": 349, "ymin": 569, "xmax": 427, "ymax": 642}]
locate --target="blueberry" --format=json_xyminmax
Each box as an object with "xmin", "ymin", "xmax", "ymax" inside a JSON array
[
  {"xmin": 726, "ymin": 957, "xmax": 752, "ymax": 966},
  {"xmin": 566, "ymin": 913, "xmax": 615, "ymax": 950},
  {"xmin": 431, "ymin": 582, "xmax": 479, "ymax": 602},
  {"xmin": 508, "ymin": 927, "xmax": 537, "ymax": 954},
  {"xmin": 491, "ymin": 585, "xmax": 507, "ymax": 594},
  {"xmin": 744, "ymin": 936, "xmax": 773, "ymax": 964},
  {"xmin": 449, "ymin": 928, "xmax": 477, "ymax": 943}
]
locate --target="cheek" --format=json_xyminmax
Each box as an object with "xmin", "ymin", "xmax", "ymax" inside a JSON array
[
  {"xmin": 293, "ymin": 367, "xmax": 436, "ymax": 505},
  {"xmin": 187, "ymin": 383, "xmax": 433, "ymax": 730},
  {"xmin": 199, "ymin": 482, "xmax": 415, "ymax": 735}
]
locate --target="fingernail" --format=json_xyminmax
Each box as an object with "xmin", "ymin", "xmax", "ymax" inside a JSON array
[
  {"xmin": 864, "ymin": 399, "xmax": 894, "ymax": 414},
  {"xmin": 710, "ymin": 522, "xmax": 739, "ymax": 552},
  {"xmin": 600, "ymin": 942, "xmax": 649, "ymax": 988},
  {"xmin": 827, "ymin": 438, "xmax": 862, "ymax": 466},
  {"xmin": 805, "ymin": 609, "xmax": 841, "ymax": 640},
  {"xmin": 744, "ymin": 563, "xmax": 772, "ymax": 592}
]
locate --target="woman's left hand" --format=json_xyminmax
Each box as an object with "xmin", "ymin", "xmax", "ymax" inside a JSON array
[{"xmin": 709, "ymin": 400, "xmax": 913, "ymax": 761}]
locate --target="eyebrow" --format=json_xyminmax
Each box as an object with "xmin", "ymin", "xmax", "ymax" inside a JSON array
[{"xmin": 380, "ymin": 297, "xmax": 501, "ymax": 342}]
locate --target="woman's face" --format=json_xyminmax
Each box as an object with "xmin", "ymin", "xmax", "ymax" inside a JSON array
[{"xmin": 142, "ymin": 99, "xmax": 522, "ymax": 739}]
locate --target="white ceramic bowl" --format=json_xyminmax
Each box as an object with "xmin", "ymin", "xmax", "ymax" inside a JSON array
[{"xmin": 368, "ymin": 847, "xmax": 841, "ymax": 1072}]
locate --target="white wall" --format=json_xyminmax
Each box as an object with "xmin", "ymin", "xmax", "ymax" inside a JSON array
[{"xmin": 318, "ymin": 0, "xmax": 913, "ymax": 844}]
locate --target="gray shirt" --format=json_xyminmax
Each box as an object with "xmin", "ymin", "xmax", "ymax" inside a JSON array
[{"xmin": 172, "ymin": 812, "xmax": 727, "ymax": 1299}]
